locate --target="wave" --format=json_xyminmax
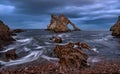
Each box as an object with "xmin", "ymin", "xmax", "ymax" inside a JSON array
[
  {"xmin": 89, "ymin": 35, "xmax": 112, "ymax": 42},
  {"xmin": 17, "ymin": 38, "xmax": 33, "ymax": 43},
  {"xmin": 41, "ymin": 55, "xmax": 59, "ymax": 63},
  {"xmin": 0, "ymin": 50, "xmax": 43, "ymax": 67}
]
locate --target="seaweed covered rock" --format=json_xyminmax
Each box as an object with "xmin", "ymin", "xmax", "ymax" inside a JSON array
[
  {"xmin": 110, "ymin": 16, "xmax": 120, "ymax": 37},
  {"xmin": 47, "ymin": 14, "xmax": 80, "ymax": 32},
  {"xmin": 53, "ymin": 42, "xmax": 92, "ymax": 72},
  {"xmin": 0, "ymin": 20, "xmax": 15, "ymax": 50}
]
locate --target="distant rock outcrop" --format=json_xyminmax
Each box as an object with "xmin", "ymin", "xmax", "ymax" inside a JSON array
[
  {"xmin": 0, "ymin": 20, "xmax": 15, "ymax": 50},
  {"xmin": 10, "ymin": 29, "xmax": 25, "ymax": 36},
  {"xmin": 47, "ymin": 14, "xmax": 80, "ymax": 32},
  {"xmin": 110, "ymin": 16, "xmax": 120, "ymax": 37}
]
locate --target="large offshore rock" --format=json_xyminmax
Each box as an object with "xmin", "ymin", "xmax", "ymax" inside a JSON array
[
  {"xmin": 53, "ymin": 42, "xmax": 91, "ymax": 72},
  {"xmin": 110, "ymin": 16, "xmax": 120, "ymax": 37},
  {"xmin": 47, "ymin": 14, "xmax": 80, "ymax": 32},
  {"xmin": 0, "ymin": 20, "xmax": 15, "ymax": 50}
]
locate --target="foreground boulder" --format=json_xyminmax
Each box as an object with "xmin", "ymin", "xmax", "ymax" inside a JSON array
[
  {"xmin": 0, "ymin": 20, "xmax": 15, "ymax": 50},
  {"xmin": 47, "ymin": 14, "xmax": 80, "ymax": 32},
  {"xmin": 53, "ymin": 42, "xmax": 93, "ymax": 72},
  {"xmin": 110, "ymin": 16, "xmax": 120, "ymax": 37}
]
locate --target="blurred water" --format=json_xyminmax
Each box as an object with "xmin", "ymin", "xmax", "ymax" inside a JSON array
[{"xmin": 0, "ymin": 29, "xmax": 120, "ymax": 67}]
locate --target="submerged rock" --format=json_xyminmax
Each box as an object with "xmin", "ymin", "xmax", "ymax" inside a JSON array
[
  {"xmin": 53, "ymin": 42, "xmax": 92, "ymax": 72},
  {"xmin": 0, "ymin": 20, "xmax": 15, "ymax": 50},
  {"xmin": 47, "ymin": 14, "xmax": 80, "ymax": 32},
  {"xmin": 110, "ymin": 16, "xmax": 120, "ymax": 37}
]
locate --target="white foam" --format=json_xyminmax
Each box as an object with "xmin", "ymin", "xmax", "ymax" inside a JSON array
[
  {"xmin": 41, "ymin": 55, "xmax": 59, "ymax": 61},
  {"xmin": 73, "ymin": 45, "xmax": 78, "ymax": 48},
  {"xmin": 35, "ymin": 46, "xmax": 43, "ymax": 49},
  {"xmin": 91, "ymin": 48, "xmax": 99, "ymax": 53},
  {"xmin": 12, "ymin": 36, "xmax": 17, "ymax": 39},
  {"xmin": 58, "ymin": 33, "xmax": 69, "ymax": 38},
  {"xmin": 0, "ymin": 47, "xmax": 15, "ymax": 53},
  {"xmin": 44, "ymin": 42, "xmax": 51, "ymax": 44},
  {"xmin": 24, "ymin": 47, "xmax": 31, "ymax": 52},
  {"xmin": 88, "ymin": 57, "xmax": 101, "ymax": 63},
  {"xmin": 17, "ymin": 38, "xmax": 32, "ymax": 43}
]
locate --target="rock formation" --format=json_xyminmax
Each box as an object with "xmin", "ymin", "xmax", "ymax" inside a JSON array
[
  {"xmin": 0, "ymin": 20, "xmax": 15, "ymax": 50},
  {"xmin": 47, "ymin": 14, "xmax": 80, "ymax": 32},
  {"xmin": 53, "ymin": 42, "xmax": 92, "ymax": 72},
  {"xmin": 110, "ymin": 16, "xmax": 120, "ymax": 37}
]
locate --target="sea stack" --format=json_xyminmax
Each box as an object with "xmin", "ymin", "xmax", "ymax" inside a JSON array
[
  {"xmin": 0, "ymin": 20, "xmax": 15, "ymax": 50},
  {"xmin": 47, "ymin": 14, "xmax": 80, "ymax": 32},
  {"xmin": 110, "ymin": 16, "xmax": 120, "ymax": 37}
]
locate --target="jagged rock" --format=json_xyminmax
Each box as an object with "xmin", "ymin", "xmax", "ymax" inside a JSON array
[
  {"xmin": 53, "ymin": 42, "xmax": 92, "ymax": 72},
  {"xmin": 47, "ymin": 14, "xmax": 80, "ymax": 32},
  {"xmin": 0, "ymin": 20, "xmax": 15, "ymax": 50},
  {"xmin": 110, "ymin": 16, "xmax": 120, "ymax": 37}
]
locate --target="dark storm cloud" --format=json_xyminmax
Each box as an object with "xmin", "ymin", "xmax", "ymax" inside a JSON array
[{"xmin": 0, "ymin": 0, "xmax": 120, "ymax": 30}]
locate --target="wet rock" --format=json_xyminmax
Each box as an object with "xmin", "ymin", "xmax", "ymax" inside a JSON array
[
  {"xmin": 50, "ymin": 36, "xmax": 62, "ymax": 43},
  {"xmin": 5, "ymin": 49, "xmax": 18, "ymax": 60},
  {"xmin": 0, "ymin": 20, "xmax": 15, "ymax": 50},
  {"xmin": 1, "ymin": 49, "xmax": 18, "ymax": 62},
  {"xmin": 110, "ymin": 16, "xmax": 120, "ymax": 37},
  {"xmin": 53, "ymin": 42, "xmax": 91, "ymax": 72},
  {"xmin": 47, "ymin": 14, "xmax": 80, "ymax": 32}
]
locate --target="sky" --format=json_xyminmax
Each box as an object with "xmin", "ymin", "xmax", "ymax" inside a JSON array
[{"xmin": 0, "ymin": 0, "xmax": 120, "ymax": 30}]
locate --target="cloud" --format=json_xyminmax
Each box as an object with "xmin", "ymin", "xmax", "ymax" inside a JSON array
[
  {"xmin": 0, "ymin": 0, "xmax": 120, "ymax": 30},
  {"xmin": 0, "ymin": 4, "xmax": 15, "ymax": 14}
]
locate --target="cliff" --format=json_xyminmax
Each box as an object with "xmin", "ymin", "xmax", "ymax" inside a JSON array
[{"xmin": 110, "ymin": 16, "xmax": 120, "ymax": 37}]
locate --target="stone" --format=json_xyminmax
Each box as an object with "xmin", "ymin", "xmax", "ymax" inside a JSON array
[
  {"xmin": 5, "ymin": 49, "xmax": 18, "ymax": 60},
  {"xmin": 50, "ymin": 36, "xmax": 62, "ymax": 43},
  {"xmin": 110, "ymin": 16, "xmax": 120, "ymax": 37},
  {"xmin": 47, "ymin": 14, "xmax": 80, "ymax": 32},
  {"xmin": 0, "ymin": 20, "xmax": 15, "ymax": 50},
  {"xmin": 0, "ymin": 49, "xmax": 18, "ymax": 62},
  {"xmin": 53, "ymin": 42, "xmax": 91, "ymax": 72}
]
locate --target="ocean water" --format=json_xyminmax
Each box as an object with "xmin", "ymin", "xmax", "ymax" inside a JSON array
[{"xmin": 0, "ymin": 29, "xmax": 120, "ymax": 67}]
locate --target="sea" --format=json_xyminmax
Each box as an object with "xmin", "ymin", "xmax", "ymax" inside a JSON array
[{"xmin": 0, "ymin": 29, "xmax": 120, "ymax": 68}]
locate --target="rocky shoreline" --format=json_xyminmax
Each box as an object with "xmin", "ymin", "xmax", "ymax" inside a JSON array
[{"xmin": 0, "ymin": 59, "xmax": 120, "ymax": 74}]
